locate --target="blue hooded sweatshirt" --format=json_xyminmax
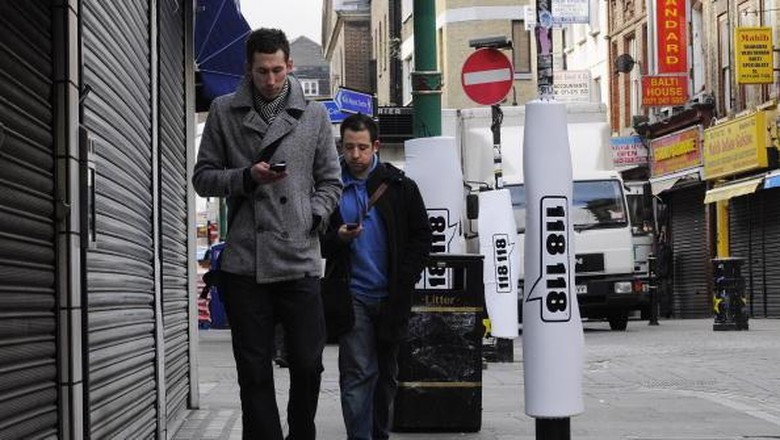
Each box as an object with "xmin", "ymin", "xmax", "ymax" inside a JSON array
[{"xmin": 339, "ymin": 155, "xmax": 389, "ymax": 299}]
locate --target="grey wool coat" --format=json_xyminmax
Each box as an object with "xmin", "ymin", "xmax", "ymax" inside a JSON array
[{"xmin": 193, "ymin": 76, "xmax": 342, "ymax": 283}]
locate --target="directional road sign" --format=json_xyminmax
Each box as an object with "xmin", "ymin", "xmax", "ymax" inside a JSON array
[
  {"xmin": 461, "ymin": 48, "xmax": 514, "ymax": 106},
  {"xmin": 322, "ymin": 100, "xmax": 349, "ymax": 124},
  {"xmin": 334, "ymin": 87, "xmax": 374, "ymax": 116}
]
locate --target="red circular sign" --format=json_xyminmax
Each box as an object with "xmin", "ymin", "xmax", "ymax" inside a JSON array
[{"xmin": 461, "ymin": 48, "xmax": 514, "ymax": 106}]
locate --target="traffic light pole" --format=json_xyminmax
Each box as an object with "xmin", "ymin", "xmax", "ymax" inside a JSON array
[{"xmin": 412, "ymin": 0, "xmax": 441, "ymax": 137}]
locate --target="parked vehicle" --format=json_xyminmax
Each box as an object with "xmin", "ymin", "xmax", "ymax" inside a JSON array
[{"xmin": 443, "ymin": 103, "xmax": 648, "ymax": 330}]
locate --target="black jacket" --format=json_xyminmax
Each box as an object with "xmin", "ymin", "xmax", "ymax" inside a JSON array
[{"xmin": 321, "ymin": 161, "xmax": 432, "ymax": 342}]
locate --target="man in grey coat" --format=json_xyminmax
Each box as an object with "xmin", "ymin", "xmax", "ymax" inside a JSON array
[{"xmin": 193, "ymin": 28, "xmax": 342, "ymax": 440}]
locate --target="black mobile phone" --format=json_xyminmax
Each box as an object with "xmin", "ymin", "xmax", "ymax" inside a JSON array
[
  {"xmin": 345, "ymin": 223, "xmax": 359, "ymax": 230},
  {"xmin": 270, "ymin": 162, "xmax": 287, "ymax": 173}
]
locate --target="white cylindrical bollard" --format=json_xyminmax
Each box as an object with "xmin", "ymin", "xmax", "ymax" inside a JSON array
[{"xmin": 522, "ymin": 100, "xmax": 584, "ymax": 418}]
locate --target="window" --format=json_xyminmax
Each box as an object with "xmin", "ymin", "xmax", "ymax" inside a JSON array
[
  {"xmin": 690, "ymin": 3, "xmax": 704, "ymax": 94},
  {"xmin": 506, "ymin": 180, "xmax": 628, "ymax": 234},
  {"xmin": 401, "ymin": 0, "xmax": 412, "ymax": 22},
  {"xmin": 592, "ymin": 76, "xmax": 602, "ymax": 104},
  {"xmin": 511, "ymin": 20, "xmax": 532, "ymax": 75},
  {"xmin": 718, "ymin": 14, "xmax": 732, "ymax": 113},
  {"xmin": 738, "ymin": 2, "xmax": 764, "ymax": 109},
  {"xmin": 589, "ymin": 0, "xmax": 601, "ymax": 34},
  {"xmin": 301, "ymin": 80, "xmax": 319, "ymax": 97},
  {"xmin": 628, "ymin": 35, "xmax": 640, "ymax": 118},
  {"xmin": 403, "ymin": 56, "xmax": 413, "ymax": 105}
]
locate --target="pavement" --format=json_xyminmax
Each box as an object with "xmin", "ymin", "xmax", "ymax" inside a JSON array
[{"xmin": 173, "ymin": 318, "xmax": 780, "ymax": 440}]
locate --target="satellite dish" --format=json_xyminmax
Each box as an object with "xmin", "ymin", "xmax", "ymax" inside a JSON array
[{"xmin": 615, "ymin": 54, "xmax": 636, "ymax": 73}]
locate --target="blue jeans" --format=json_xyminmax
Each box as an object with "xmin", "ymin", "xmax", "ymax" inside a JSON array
[{"xmin": 339, "ymin": 296, "xmax": 399, "ymax": 440}]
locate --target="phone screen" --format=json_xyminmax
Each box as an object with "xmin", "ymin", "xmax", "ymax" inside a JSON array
[{"xmin": 270, "ymin": 162, "xmax": 287, "ymax": 172}]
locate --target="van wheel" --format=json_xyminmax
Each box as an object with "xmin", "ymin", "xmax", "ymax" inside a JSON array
[{"xmin": 608, "ymin": 314, "xmax": 628, "ymax": 331}]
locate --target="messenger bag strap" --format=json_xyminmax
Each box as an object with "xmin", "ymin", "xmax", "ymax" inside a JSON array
[{"xmin": 358, "ymin": 182, "xmax": 389, "ymax": 223}]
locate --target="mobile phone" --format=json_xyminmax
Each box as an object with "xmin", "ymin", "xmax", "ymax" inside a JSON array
[
  {"xmin": 345, "ymin": 223, "xmax": 359, "ymax": 230},
  {"xmin": 270, "ymin": 162, "xmax": 287, "ymax": 173}
]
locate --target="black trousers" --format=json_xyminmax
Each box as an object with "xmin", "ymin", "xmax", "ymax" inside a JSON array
[{"xmin": 222, "ymin": 274, "xmax": 326, "ymax": 440}]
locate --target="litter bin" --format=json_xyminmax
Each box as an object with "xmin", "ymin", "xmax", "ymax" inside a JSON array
[
  {"xmin": 208, "ymin": 242, "xmax": 229, "ymax": 329},
  {"xmin": 392, "ymin": 253, "xmax": 484, "ymax": 433},
  {"xmin": 712, "ymin": 257, "xmax": 748, "ymax": 331}
]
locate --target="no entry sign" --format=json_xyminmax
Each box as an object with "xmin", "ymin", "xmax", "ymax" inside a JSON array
[{"xmin": 461, "ymin": 48, "xmax": 514, "ymax": 106}]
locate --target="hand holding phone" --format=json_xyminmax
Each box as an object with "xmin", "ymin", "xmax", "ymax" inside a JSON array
[
  {"xmin": 270, "ymin": 162, "xmax": 287, "ymax": 173},
  {"xmin": 345, "ymin": 223, "xmax": 359, "ymax": 231}
]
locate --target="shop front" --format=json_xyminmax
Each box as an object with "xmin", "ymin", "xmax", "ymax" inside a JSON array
[
  {"xmin": 703, "ymin": 109, "xmax": 780, "ymax": 318},
  {"xmin": 648, "ymin": 126, "xmax": 711, "ymax": 318}
]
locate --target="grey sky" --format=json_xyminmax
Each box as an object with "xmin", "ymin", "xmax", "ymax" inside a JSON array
[{"xmin": 240, "ymin": 0, "xmax": 323, "ymax": 45}]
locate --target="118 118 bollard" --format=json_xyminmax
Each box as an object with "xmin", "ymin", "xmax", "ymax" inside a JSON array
[{"xmin": 712, "ymin": 257, "xmax": 748, "ymax": 331}]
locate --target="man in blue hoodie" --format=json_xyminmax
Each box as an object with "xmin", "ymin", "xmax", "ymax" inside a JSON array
[{"xmin": 321, "ymin": 114, "xmax": 432, "ymax": 439}]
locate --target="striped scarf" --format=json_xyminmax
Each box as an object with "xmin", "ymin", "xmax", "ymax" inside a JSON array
[{"xmin": 253, "ymin": 79, "xmax": 290, "ymax": 124}]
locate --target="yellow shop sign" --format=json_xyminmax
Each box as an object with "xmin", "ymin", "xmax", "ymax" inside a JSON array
[
  {"xmin": 735, "ymin": 27, "xmax": 774, "ymax": 84},
  {"xmin": 703, "ymin": 111, "xmax": 769, "ymax": 179}
]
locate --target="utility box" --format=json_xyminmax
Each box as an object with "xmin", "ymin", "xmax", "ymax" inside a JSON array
[{"xmin": 392, "ymin": 254, "xmax": 485, "ymax": 432}]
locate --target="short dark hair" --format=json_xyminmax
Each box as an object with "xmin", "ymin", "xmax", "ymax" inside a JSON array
[
  {"xmin": 245, "ymin": 28, "xmax": 290, "ymax": 64},
  {"xmin": 340, "ymin": 113, "xmax": 378, "ymax": 143}
]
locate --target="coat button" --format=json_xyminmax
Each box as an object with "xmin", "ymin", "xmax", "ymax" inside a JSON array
[{"xmin": 280, "ymin": 196, "xmax": 287, "ymax": 204}]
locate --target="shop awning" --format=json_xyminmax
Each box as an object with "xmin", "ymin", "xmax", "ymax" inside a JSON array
[
  {"xmin": 650, "ymin": 169, "xmax": 702, "ymax": 195},
  {"xmin": 703, "ymin": 177, "xmax": 764, "ymax": 204},
  {"xmin": 764, "ymin": 171, "xmax": 780, "ymax": 189}
]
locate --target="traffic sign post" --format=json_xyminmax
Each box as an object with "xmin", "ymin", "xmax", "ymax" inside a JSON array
[
  {"xmin": 460, "ymin": 47, "xmax": 513, "ymax": 190},
  {"xmin": 461, "ymin": 48, "xmax": 514, "ymax": 106}
]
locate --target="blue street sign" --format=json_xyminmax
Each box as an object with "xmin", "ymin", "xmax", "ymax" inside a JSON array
[
  {"xmin": 334, "ymin": 88, "xmax": 374, "ymax": 116},
  {"xmin": 322, "ymin": 100, "xmax": 348, "ymax": 124}
]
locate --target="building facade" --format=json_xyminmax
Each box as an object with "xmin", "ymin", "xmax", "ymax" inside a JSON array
[
  {"xmin": 291, "ymin": 36, "xmax": 331, "ymax": 100},
  {"xmin": 608, "ymin": 0, "xmax": 780, "ymax": 318},
  {"xmin": 322, "ymin": 0, "xmax": 373, "ymax": 95}
]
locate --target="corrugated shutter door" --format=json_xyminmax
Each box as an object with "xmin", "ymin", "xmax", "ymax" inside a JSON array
[
  {"xmin": 0, "ymin": 3, "xmax": 59, "ymax": 439},
  {"xmin": 759, "ymin": 189, "xmax": 780, "ymax": 317},
  {"xmin": 82, "ymin": 1, "xmax": 157, "ymax": 438},
  {"xmin": 728, "ymin": 194, "xmax": 767, "ymax": 317},
  {"xmin": 159, "ymin": 0, "xmax": 191, "ymax": 424},
  {"xmin": 668, "ymin": 185, "xmax": 710, "ymax": 317}
]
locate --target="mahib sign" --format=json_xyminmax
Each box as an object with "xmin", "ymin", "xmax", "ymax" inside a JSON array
[
  {"xmin": 735, "ymin": 27, "xmax": 774, "ymax": 84},
  {"xmin": 642, "ymin": 75, "xmax": 688, "ymax": 106}
]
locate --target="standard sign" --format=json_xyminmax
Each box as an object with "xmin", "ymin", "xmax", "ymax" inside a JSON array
[{"xmin": 461, "ymin": 48, "xmax": 514, "ymax": 106}]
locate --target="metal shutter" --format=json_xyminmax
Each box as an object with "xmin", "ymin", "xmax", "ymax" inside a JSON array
[
  {"xmin": 729, "ymin": 193, "xmax": 767, "ymax": 317},
  {"xmin": 81, "ymin": 1, "xmax": 157, "ymax": 438},
  {"xmin": 668, "ymin": 185, "xmax": 710, "ymax": 317},
  {"xmin": 0, "ymin": 2, "xmax": 59, "ymax": 438},
  {"xmin": 759, "ymin": 189, "xmax": 780, "ymax": 317},
  {"xmin": 159, "ymin": 0, "xmax": 191, "ymax": 426}
]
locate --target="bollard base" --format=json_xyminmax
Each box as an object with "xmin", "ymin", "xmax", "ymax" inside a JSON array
[
  {"xmin": 536, "ymin": 417, "xmax": 570, "ymax": 440},
  {"xmin": 483, "ymin": 337, "xmax": 514, "ymax": 363},
  {"xmin": 713, "ymin": 320, "xmax": 749, "ymax": 331}
]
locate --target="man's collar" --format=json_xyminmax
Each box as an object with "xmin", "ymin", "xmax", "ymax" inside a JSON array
[{"xmin": 230, "ymin": 75, "xmax": 307, "ymax": 113}]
